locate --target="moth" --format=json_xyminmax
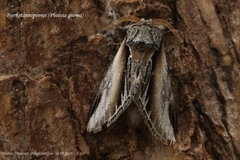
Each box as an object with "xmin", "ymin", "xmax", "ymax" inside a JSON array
[{"xmin": 87, "ymin": 16, "xmax": 181, "ymax": 145}]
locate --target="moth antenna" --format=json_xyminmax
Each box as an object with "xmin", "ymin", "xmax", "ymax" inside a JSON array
[
  {"xmin": 104, "ymin": 15, "xmax": 141, "ymax": 31},
  {"xmin": 152, "ymin": 19, "xmax": 183, "ymax": 42}
]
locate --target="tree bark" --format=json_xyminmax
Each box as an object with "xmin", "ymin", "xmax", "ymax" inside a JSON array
[{"xmin": 0, "ymin": 0, "xmax": 239, "ymax": 160}]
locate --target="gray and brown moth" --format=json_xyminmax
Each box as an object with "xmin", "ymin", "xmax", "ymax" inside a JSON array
[{"xmin": 87, "ymin": 16, "xmax": 181, "ymax": 145}]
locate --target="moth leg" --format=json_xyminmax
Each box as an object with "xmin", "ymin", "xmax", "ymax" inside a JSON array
[{"xmin": 134, "ymin": 98, "xmax": 170, "ymax": 145}]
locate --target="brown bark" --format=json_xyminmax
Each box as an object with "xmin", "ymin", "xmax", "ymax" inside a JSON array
[{"xmin": 0, "ymin": 0, "xmax": 239, "ymax": 159}]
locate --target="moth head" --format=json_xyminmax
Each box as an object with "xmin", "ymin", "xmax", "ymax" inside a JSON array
[
  {"xmin": 124, "ymin": 21, "xmax": 163, "ymax": 65},
  {"xmin": 104, "ymin": 15, "xmax": 183, "ymax": 42}
]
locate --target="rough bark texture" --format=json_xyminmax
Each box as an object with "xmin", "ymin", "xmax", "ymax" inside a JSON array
[{"xmin": 0, "ymin": 0, "xmax": 239, "ymax": 160}]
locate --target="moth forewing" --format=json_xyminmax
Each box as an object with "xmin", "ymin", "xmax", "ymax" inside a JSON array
[
  {"xmin": 87, "ymin": 38, "xmax": 128, "ymax": 133},
  {"xmin": 148, "ymin": 44, "xmax": 176, "ymax": 145}
]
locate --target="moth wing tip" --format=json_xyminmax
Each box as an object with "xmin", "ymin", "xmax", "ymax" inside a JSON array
[
  {"xmin": 167, "ymin": 136, "xmax": 176, "ymax": 146},
  {"xmin": 86, "ymin": 121, "xmax": 103, "ymax": 133},
  {"xmin": 86, "ymin": 126, "xmax": 103, "ymax": 133}
]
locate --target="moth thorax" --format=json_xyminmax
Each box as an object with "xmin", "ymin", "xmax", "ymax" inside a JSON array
[{"xmin": 126, "ymin": 23, "xmax": 163, "ymax": 49}]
